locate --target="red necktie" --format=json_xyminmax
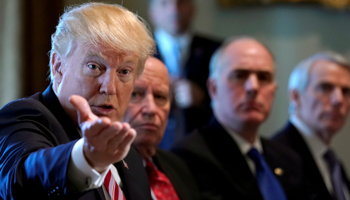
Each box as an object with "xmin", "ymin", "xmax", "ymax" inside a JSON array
[
  {"xmin": 104, "ymin": 170, "xmax": 126, "ymax": 200},
  {"xmin": 145, "ymin": 160, "xmax": 180, "ymax": 200}
]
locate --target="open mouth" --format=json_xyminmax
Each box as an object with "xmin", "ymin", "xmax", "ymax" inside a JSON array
[
  {"xmin": 99, "ymin": 105, "xmax": 113, "ymax": 109},
  {"xmin": 91, "ymin": 104, "xmax": 115, "ymax": 115}
]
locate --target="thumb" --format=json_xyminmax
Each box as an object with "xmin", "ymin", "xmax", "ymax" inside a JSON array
[{"xmin": 69, "ymin": 95, "xmax": 98, "ymax": 125}]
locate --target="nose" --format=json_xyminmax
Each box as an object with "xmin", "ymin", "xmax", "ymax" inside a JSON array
[
  {"xmin": 245, "ymin": 74, "xmax": 259, "ymax": 92},
  {"xmin": 331, "ymin": 87, "xmax": 344, "ymax": 107},
  {"xmin": 99, "ymin": 72, "xmax": 117, "ymax": 95},
  {"xmin": 141, "ymin": 94, "xmax": 157, "ymax": 116}
]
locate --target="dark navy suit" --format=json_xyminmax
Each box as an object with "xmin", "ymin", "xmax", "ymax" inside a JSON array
[
  {"xmin": 272, "ymin": 122, "xmax": 350, "ymax": 200},
  {"xmin": 156, "ymin": 34, "xmax": 221, "ymax": 150},
  {"xmin": 172, "ymin": 117, "xmax": 308, "ymax": 200},
  {"xmin": 152, "ymin": 148, "xmax": 201, "ymax": 200},
  {"xmin": 0, "ymin": 85, "xmax": 152, "ymax": 200}
]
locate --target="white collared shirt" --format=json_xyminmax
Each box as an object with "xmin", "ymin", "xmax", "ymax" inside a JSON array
[
  {"xmin": 154, "ymin": 29, "xmax": 192, "ymax": 78},
  {"xmin": 290, "ymin": 114, "xmax": 332, "ymax": 191},
  {"xmin": 68, "ymin": 138, "xmax": 122, "ymax": 200},
  {"xmin": 221, "ymin": 123, "xmax": 263, "ymax": 175},
  {"xmin": 290, "ymin": 114, "xmax": 350, "ymax": 199}
]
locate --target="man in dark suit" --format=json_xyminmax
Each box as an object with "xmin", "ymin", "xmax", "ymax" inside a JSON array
[
  {"xmin": 172, "ymin": 37, "xmax": 307, "ymax": 200},
  {"xmin": 0, "ymin": 2, "xmax": 155, "ymax": 199},
  {"xmin": 123, "ymin": 57, "xmax": 200, "ymax": 200},
  {"xmin": 272, "ymin": 52, "xmax": 350, "ymax": 200},
  {"xmin": 148, "ymin": 0, "xmax": 221, "ymax": 150}
]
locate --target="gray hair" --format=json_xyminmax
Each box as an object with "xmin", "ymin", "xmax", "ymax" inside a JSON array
[
  {"xmin": 49, "ymin": 2, "xmax": 156, "ymax": 81},
  {"xmin": 288, "ymin": 51, "xmax": 350, "ymax": 114}
]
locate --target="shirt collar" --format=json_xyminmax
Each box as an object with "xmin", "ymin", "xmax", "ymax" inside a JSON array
[
  {"xmin": 220, "ymin": 122, "xmax": 263, "ymax": 155},
  {"xmin": 154, "ymin": 28, "xmax": 192, "ymax": 50},
  {"xmin": 290, "ymin": 114, "xmax": 328, "ymax": 157}
]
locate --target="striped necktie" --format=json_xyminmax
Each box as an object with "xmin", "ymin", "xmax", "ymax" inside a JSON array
[
  {"xmin": 104, "ymin": 170, "xmax": 126, "ymax": 200},
  {"xmin": 324, "ymin": 149, "xmax": 347, "ymax": 200}
]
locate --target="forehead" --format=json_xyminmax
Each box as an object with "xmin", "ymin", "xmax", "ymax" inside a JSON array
[
  {"xmin": 134, "ymin": 64, "xmax": 170, "ymax": 90},
  {"xmin": 76, "ymin": 41, "xmax": 139, "ymax": 64},
  {"xmin": 220, "ymin": 40, "xmax": 275, "ymax": 73},
  {"xmin": 308, "ymin": 60, "xmax": 350, "ymax": 85}
]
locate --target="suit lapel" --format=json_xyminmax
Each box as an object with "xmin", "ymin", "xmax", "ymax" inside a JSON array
[
  {"xmin": 115, "ymin": 146, "xmax": 152, "ymax": 200},
  {"xmin": 201, "ymin": 117, "xmax": 263, "ymax": 199},
  {"xmin": 41, "ymin": 84, "xmax": 81, "ymax": 142},
  {"xmin": 152, "ymin": 152, "xmax": 182, "ymax": 199},
  {"xmin": 281, "ymin": 123, "xmax": 332, "ymax": 199}
]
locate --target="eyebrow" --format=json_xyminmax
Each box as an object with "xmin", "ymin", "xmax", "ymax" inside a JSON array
[{"xmin": 86, "ymin": 51, "xmax": 106, "ymax": 60}]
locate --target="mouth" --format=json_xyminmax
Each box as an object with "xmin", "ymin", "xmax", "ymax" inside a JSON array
[
  {"xmin": 241, "ymin": 102, "xmax": 261, "ymax": 111},
  {"xmin": 324, "ymin": 112, "xmax": 343, "ymax": 120},
  {"xmin": 137, "ymin": 123, "xmax": 158, "ymax": 131},
  {"xmin": 91, "ymin": 104, "xmax": 116, "ymax": 115}
]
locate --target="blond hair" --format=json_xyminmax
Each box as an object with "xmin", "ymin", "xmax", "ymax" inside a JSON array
[{"xmin": 49, "ymin": 2, "xmax": 155, "ymax": 80}]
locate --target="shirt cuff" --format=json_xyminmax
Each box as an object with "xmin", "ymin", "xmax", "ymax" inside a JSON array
[{"xmin": 68, "ymin": 138, "xmax": 110, "ymax": 191}]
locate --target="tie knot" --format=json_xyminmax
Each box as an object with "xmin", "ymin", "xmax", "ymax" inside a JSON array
[
  {"xmin": 324, "ymin": 149, "xmax": 340, "ymax": 171},
  {"xmin": 145, "ymin": 160, "xmax": 158, "ymax": 176},
  {"xmin": 247, "ymin": 148, "xmax": 264, "ymax": 167}
]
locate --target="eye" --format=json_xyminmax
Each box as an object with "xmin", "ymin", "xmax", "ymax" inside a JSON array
[
  {"xmin": 84, "ymin": 63, "xmax": 103, "ymax": 77},
  {"xmin": 154, "ymin": 92, "xmax": 169, "ymax": 106},
  {"xmin": 130, "ymin": 90, "xmax": 144, "ymax": 103},
  {"xmin": 229, "ymin": 70, "xmax": 249, "ymax": 82},
  {"xmin": 120, "ymin": 69, "xmax": 131, "ymax": 75},
  {"xmin": 317, "ymin": 83, "xmax": 334, "ymax": 93},
  {"xmin": 88, "ymin": 64, "xmax": 99, "ymax": 70},
  {"xmin": 342, "ymin": 87, "xmax": 350, "ymax": 98},
  {"xmin": 257, "ymin": 72, "xmax": 273, "ymax": 83}
]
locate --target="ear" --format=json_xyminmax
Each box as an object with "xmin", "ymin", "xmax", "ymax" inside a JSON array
[
  {"xmin": 290, "ymin": 89, "xmax": 301, "ymax": 109},
  {"xmin": 51, "ymin": 52, "xmax": 64, "ymax": 89},
  {"xmin": 207, "ymin": 77, "xmax": 217, "ymax": 100}
]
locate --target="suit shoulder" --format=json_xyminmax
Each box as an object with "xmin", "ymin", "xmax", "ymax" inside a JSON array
[
  {"xmin": 192, "ymin": 34, "xmax": 222, "ymax": 49},
  {"xmin": 157, "ymin": 149, "xmax": 187, "ymax": 165},
  {"xmin": 171, "ymin": 129, "xmax": 206, "ymax": 154},
  {"xmin": 1, "ymin": 93, "xmax": 45, "ymax": 114},
  {"xmin": 193, "ymin": 34, "xmax": 221, "ymax": 45},
  {"xmin": 0, "ymin": 93, "xmax": 52, "ymax": 126},
  {"xmin": 263, "ymin": 138, "xmax": 301, "ymax": 164}
]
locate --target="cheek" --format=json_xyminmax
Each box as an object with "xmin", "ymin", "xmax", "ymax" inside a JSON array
[
  {"xmin": 124, "ymin": 107, "xmax": 141, "ymax": 123},
  {"xmin": 118, "ymin": 84, "xmax": 134, "ymax": 103},
  {"xmin": 343, "ymin": 103, "xmax": 350, "ymax": 113},
  {"xmin": 158, "ymin": 111, "xmax": 168, "ymax": 126}
]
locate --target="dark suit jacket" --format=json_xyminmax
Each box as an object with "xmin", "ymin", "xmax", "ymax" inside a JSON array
[
  {"xmin": 0, "ymin": 85, "xmax": 152, "ymax": 200},
  {"xmin": 272, "ymin": 122, "xmax": 350, "ymax": 200},
  {"xmin": 155, "ymin": 34, "xmax": 221, "ymax": 149},
  {"xmin": 171, "ymin": 117, "xmax": 307, "ymax": 200},
  {"xmin": 152, "ymin": 148, "xmax": 200, "ymax": 200}
]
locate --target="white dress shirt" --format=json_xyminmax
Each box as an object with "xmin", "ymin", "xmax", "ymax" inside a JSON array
[
  {"xmin": 221, "ymin": 123, "xmax": 263, "ymax": 175},
  {"xmin": 154, "ymin": 29, "xmax": 192, "ymax": 78},
  {"xmin": 68, "ymin": 138, "xmax": 122, "ymax": 200}
]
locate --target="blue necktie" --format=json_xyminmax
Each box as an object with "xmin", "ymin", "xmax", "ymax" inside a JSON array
[
  {"xmin": 324, "ymin": 149, "xmax": 347, "ymax": 200},
  {"xmin": 247, "ymin": 148, "xmax": 287, "ymax": 200}
]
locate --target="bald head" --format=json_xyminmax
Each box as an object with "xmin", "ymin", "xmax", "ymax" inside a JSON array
[
  {"xmin": 207, "ymin": 37, "xmax": 276, "ymax": 142},
  {"xmin": 210, "ymin": 37, "xmax": 274, "ymax": 80},
  {"xmin": 142, "ymin": 57, "xmax": 170, "ymax": 86},
  {"xmin": 123, "ymin": 57, "xmax": 171, "ymax": 159}
]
